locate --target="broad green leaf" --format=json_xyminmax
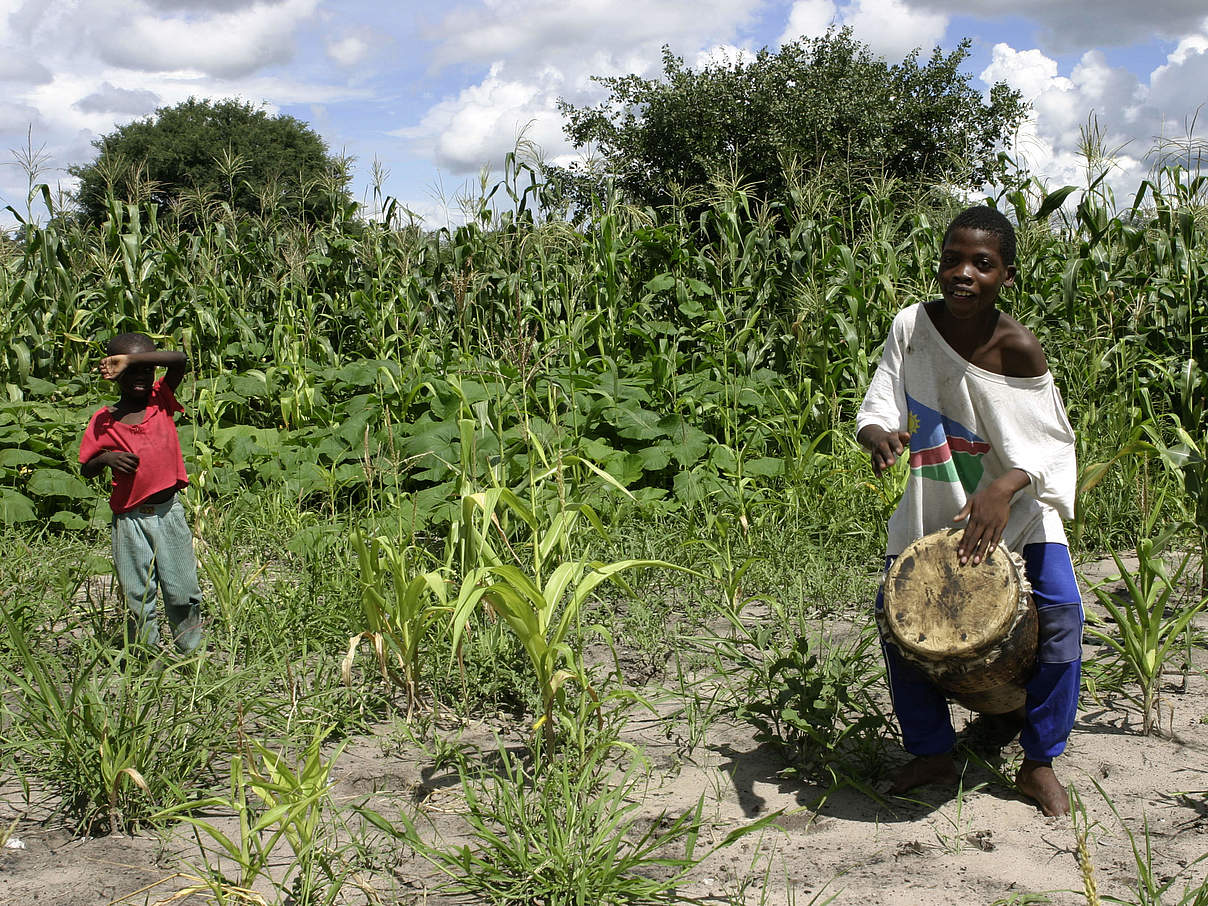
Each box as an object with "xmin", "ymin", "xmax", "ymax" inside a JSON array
[
  {"xmin": 49, "ymin": 511, "xmax": 87, "ymax": 530},
  {"xmin": 0, "ymin": 489, "xmax": 36, "ymax": 523},
  {"xmin": 643, "ymin": 272, "xmax": 676, "ymax": 293},
  {"xmin": 604, "ymin": 452, "xmax": 645, "ymax": 486},
  {"xmin": 230, "ymin": 372, "xmax": 269, "ymax": 399},
  {"xmin": 634, "ymin": 444, "xmax": 671, "ymax": 471},
  {"xmin": 401, "ymin": 415, "xmax": 458, "ymax": 459},
  {"xmin": 743, "ymin": 456, "xmax": 783, "ymax": 478},
  {"xmin": 579, "ymin": 436, "xmax": 618, "ymax": 463},
  {"xmin": 606, "ymin": 401, "xmax": 664, "ymax": 441},
  {"xmin": 333, "ymin": 360, "xmax": 381, "ymax": 388},
  {"xmin": 709, "ymin": 445, "xmax": 738, "ymax": 472},
  {"xmin": 27, "ymin": 468, "xmax": 92, "ymax": 499},
  {"xmin": 0, "ymin": 448, "xmax": 44, "ymax": 468},
  {"xmin": 657, "ymin": 416, "xmax": 710, "ymax": 467}
]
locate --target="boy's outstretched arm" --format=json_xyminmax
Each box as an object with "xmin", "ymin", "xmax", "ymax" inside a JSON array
[
  {"xmin": 858, "ymin": 424, "xmax": 911, "ymax": 477},
  {"xmin": 100, "ymin": 350, "xmax": 189, "ymax": 390}
]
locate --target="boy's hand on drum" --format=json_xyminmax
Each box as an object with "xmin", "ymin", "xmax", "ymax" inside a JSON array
[
  {"xmin": 859, "ymin": 426, "xmax": 912, "ymax": 477},
  {"xmin": 953, "ymin": 469, "xmax": 1031, "ymax": 565}
]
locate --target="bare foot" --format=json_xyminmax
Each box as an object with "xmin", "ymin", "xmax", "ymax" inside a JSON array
[
  {"xmin": 1016, "ymin": 759, "xmax": 1070, "ymax": 817},
  {"xmin": 890, "ymin": 753, "xmax": 959, "ymax": 795}
]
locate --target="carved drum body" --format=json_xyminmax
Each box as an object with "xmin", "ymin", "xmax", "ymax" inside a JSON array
[{"xmin": 879, "ymin": 528, "xmax": 1037, "ymax": 714}]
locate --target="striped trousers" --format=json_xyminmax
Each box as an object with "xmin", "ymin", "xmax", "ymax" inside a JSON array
[{"xmin": 112, "ymin": 496, "xmax": 203, "ymax": 654}]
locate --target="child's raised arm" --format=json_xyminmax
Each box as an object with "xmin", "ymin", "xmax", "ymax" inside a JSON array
[{"xmin": 100, "ymin": 350, "xmax": 189, "ymax": 390}]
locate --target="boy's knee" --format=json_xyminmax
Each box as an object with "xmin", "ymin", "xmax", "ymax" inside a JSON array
[{"xmin": 1036, "ymin": 602, "xmax": 1083, "ymax": 664}]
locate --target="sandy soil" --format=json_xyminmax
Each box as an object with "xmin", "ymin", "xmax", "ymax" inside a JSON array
[{"xmin": 3, "ymin": 555, "xmax": 1208, "ymax": 906}]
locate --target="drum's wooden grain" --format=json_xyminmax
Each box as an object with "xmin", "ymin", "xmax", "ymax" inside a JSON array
[{"xmin": 881, "ymin": 527, "xmax": 1038, "ymax": 714}]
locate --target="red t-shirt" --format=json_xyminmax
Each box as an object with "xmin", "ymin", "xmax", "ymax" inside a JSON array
[{"xmin": 79, "ymin": 379, "xmax": 189, "ymax": 514}]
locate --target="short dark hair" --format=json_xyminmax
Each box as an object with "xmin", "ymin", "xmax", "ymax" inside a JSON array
[
  {"xmin": 107, "ymin": 332, "xmax": 156, "ymax": 355},
  {"xmin": 943, "ymin": 205, "xmax": 1016, "ymax": 266}
]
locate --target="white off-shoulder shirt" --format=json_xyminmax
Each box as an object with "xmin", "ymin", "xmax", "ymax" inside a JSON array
[{"xmin": 857, "ymin": 302, "xmax": 1076, "ymax": 557}]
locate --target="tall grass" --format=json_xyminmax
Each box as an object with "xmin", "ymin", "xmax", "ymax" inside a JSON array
[{"xmin": 5, "ymin": 153, "xmax": 1201, "ymax": 552}]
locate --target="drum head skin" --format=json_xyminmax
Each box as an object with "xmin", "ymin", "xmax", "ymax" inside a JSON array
[{"xmin": 882, "ymin": 528, "xmax": 1019, "ymax": 661}]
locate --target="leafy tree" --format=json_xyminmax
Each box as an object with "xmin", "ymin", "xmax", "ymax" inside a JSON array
[
  {"xmin": 549, "ymin": 29, "xmax": 1027, "ymax": 210},
  {"xmin": 69, "ymin": 97, "xmax": 352, "ymax": 226}
]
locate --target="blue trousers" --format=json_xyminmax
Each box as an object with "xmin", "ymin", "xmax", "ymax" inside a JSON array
[
  {"xmin": 877, "ymin": 543, "xmax": 1082, "ymax": 761},
  {"xmin": 112, "ymin": 496, "xmax": 203, "ymax": 654}
]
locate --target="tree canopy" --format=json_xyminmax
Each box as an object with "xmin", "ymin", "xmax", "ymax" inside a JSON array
[
  {"xmin": 549, "ymin": 29, "xmax": 1028, "ymax": 210},
  {"xmin": 69, "ymin": 97, "xmax": 352, "ymax": 226}
]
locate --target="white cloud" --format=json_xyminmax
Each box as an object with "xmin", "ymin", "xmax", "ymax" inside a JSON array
[
  {"xmin": 0, "ymin": 53, "xmax": 52, "ymax": 84},
  {"xmin": 404, "ymin": 0, "xmax": 764, "ymax": 174},
  {"xmin": 981, "ymin": 44, "xmax": 1068, "ymax": 102},
  {"xmin": 912, "ymin": 1, "xmax": 1208, "ymax": 51},
  {"xmin": 390, "ymin": 194, "xmax": 468, "ymax": 231},
  {"xmin": 327, "ymin": 35, "xmax": 369, "ymax": 67},
  {"xmin": 427, "ymin": 0, "xmax": 762, "ymax": 69},
  {"xmin": 1166, "ymin": 32, "xmax": 1208, "ymax": 67},
  {"xmin": 1150, "ymin": 31, "xmax": 1208, "ymax": 111},
  {"xmin": 20, "ymin": 71, "xmax": 337, "ymax": 144},
  {"xmin": 323, "ymin": 25, "xmax": 392, "ymax": 70},
  {"xmin": 1145, "ymin": 35, "xmax": 1208, "ymax": 168},
  {"xmin": 94, "ymin": 0, "xmax": 321, "ymax": 78},
  {"xmin": 73, "ymin": 82, "xmax": 161, "ymax": 115},
  {"xmin": 780, "ymin": 0, "xmax": 948, "ymax": 59},
  {"xmin": 0, "ymin": 99, "xmax": 46, "ymax": 134},
  {"xmin": 843, "ymin": 0, "xmax": 947, "ymax": 59},
  {"xmin": 694, "ymin": 44, "xmax": 757, "ymax": 69},
  {"xmin": 779, "ymin": 0, "xmax": 838, "ymax": 43},
  {"xmin": 141, "ymin": 0, "xmax": 286, "ymax": 10},
  {"xmin": 396, "ymin": 62, "xmax": 566, "ymax": 172},
  {"xmin": 978, "ymin": 42, "xmax": 1179, "ymax": 197},
  {"xmin": 1070, "ymin": 51, "xmax": 1140, "ymax": 111},
  {"xmin": 402, "ymin": 0, "xmax": 1208, "ymax": 185},
  {"xmin": 2, "ymin": 0, "xmax": 50, "ymax": 44}
]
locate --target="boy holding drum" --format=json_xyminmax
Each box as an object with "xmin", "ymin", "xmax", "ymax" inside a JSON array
[{"xmin": 857, "ymin": 205, "xmax": 1082, "ymax": 817}]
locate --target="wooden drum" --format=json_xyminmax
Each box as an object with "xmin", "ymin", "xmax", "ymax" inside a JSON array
[{"xmin": 879, "ymin": 528, "xmax": 1037, "ymax": 714}]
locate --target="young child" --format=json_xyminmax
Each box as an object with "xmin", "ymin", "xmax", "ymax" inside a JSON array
[
  {"xmin": 80, "ymin": 332, "xmax": 202, "ymax": 656},
  {"xmin": 857, "ymin": 205, "xmax": 1082, "ymax": 817}
]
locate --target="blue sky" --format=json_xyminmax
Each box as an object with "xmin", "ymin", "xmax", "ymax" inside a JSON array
[{"xmin": 2, "ymin": 0, "xmax": 1205, "ymax": 228}]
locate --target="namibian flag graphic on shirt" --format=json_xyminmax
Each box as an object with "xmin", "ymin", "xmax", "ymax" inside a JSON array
[{"xmin": 905, "ymin": 393, "xmax": 989, "ymax": 493}]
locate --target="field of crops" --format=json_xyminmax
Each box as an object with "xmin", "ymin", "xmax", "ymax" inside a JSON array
[{"xmin": 1, "ymin": 157, "xmax": 1206, "ymax": 904}]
